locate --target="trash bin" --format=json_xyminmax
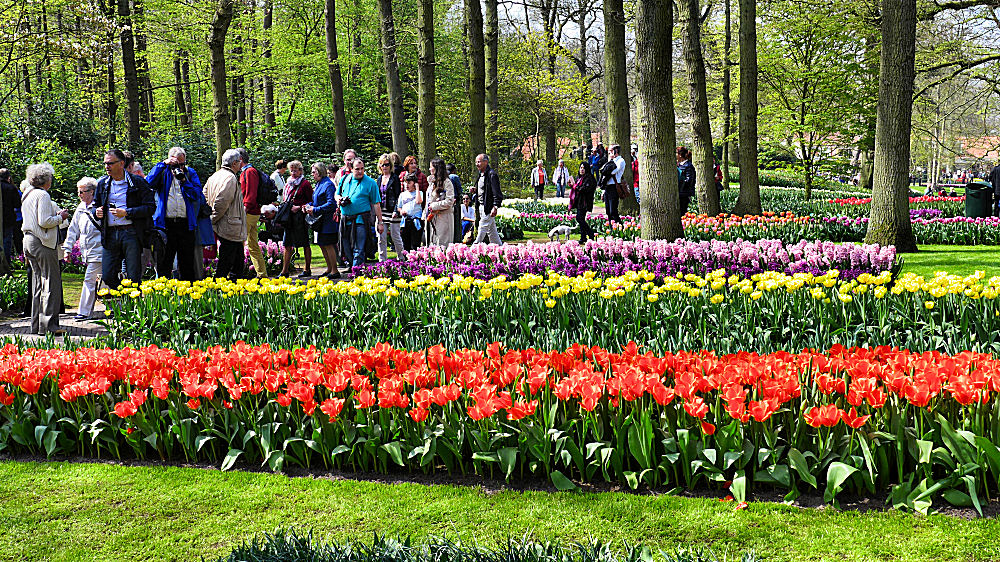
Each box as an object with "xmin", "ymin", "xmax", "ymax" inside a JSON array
[{"xmin": 965, "ymin": 182, "xmax": 993, "ymax": 218}]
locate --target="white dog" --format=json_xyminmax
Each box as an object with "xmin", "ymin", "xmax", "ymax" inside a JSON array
[{"xmin": 548, "ymin": 224, "xmax": 578, "ymax": 242}]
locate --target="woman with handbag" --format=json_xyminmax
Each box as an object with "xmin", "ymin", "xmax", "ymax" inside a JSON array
[
  {"xmin": 570, "ymin": 162, "xmax": 597, "ymax": 244},
  {"xmin": 305, "ymin": 162, "xmax": 341, "ymax": 279},
  {"xmin": 423, "ymin": 159, "xmax": 455, "ymax": 247},
  {"xmin": 277, "ymin": 160, "xmax": 313, "ymax": 278}
]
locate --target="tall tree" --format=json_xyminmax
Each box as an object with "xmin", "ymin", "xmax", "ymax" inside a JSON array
[
  {"xmin": 263, "ymin": 0, "xmax": 275, "ymax": 128},
  {"xmin": 635, "ymin": 0, "xmax": 680, "ymax": 239},
  {"xmin": 603, "ymin": 0, "xmax": 634, "ymax": 213},
  {"xmin": 117, "ymin": 0, "xmax": 141, "ymax": 149},
  {"xmin": 733, "ymin": 0, "xmax": 761, "ymax": 215},
  {"xmin": 417, "ymin": 0, "xmax": 436, "ymax": 168},
  {"xmin": 377, "ymin": 0, "xmax": 408, "ymax": 156},
  {"xmin": 209, "ymin": 0, "xmax": 234, "ymax": 168},
  {"xmin": 466, "ymin": 0, "xmax": 487, "ymax": 157},
  {"xmin": 173, "ymin": 53, "xmax": 188, "ymax": 128},
  {"xmin": 485, "ymin": 0, "xmax": 499, "ymax": 160},
  {"xmin": 134, "ymin": 0, "xmax": 154, "ymax": 126},
  {"xmin": 679, "ymin": 0, "xmax": 720, "ymax": 216},
  {"xmin": 865, "ymin": 0, "xmax": 918, "ymax": 251},
  {"xmin": 720, "ymin": 0, "xmax": 732, "ymax": 192},
  {"xmin": 324, "ymin": 0, "xmax": 349, "ymax": 153}
]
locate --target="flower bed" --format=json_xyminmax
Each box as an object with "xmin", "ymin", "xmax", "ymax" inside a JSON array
[
  {"xmin": 2, "ymin": 342, "xmax": 998, "ymax": 511},
  {"xmin": 101, "ymin": 270, "xmax": 1000, "ymax": 354},
  {"xmin": 354, "ymin": 239, "xmax": 897, "ymax": 281},
  {"xmin": 497, "ymin": 210, "xmax": 1000, "ymax": 245}
]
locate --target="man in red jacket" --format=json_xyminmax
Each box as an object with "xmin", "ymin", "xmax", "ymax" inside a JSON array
[{"xmin": 237, "ymin": 148, "xmax": 267, "ymax": 278}]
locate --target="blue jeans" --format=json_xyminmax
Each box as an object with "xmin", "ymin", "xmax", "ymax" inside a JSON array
[
  {"xmin": 342, "ymin": 219, "xmax": 368, "ymax": 268},
  {"xmin": 102, "ymin": 227, "xmax": 142, "ymax": 289}
]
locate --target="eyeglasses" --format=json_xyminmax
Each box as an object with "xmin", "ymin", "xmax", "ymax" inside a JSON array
[
  {"xmin": 103, "ymin": 160, "xmax": 121, "ymax": 167},
  {"xmin": 77, "ymin": 190, "xmax": 92, "ymax": 194},
  {"xmin": 381, "ymin": 163, "xmax": 391, "ymax": 167}
]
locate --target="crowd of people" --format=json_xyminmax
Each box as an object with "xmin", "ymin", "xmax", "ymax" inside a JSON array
[
  {"xmin": 1, "ymin": 147, "xmax": 516, "ymax": 336},
  {"xmin": 3, "ymin": 141, "xmax": 728, "ymax": 336}
]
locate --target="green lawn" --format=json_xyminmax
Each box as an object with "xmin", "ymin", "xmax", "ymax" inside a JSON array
[
  {"xmin": 898, "ymin": 244, "xmax": 1000, "ymax": 278},
  {"xmin": 1, "ymin": 460, "xmax": 998, "ymax": 562}
]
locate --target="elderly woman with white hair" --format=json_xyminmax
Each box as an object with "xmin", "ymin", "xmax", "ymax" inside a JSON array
[
  {"xmin": 63, "ymin": 177, "xmax": 102, "ymax": 319},
  {"xmin": 21, "ymin": 163, "xmax": 70, "ymax": 335}
]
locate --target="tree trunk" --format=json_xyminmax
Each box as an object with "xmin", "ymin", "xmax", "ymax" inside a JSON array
[
  {"xmin": 209, "ymin": 0, "xmax": 234, "ymax": 168},
  {"xmin": 680, "ymin": 0, "xmax": 720, "ymax": 216},
  {"xmin": 865, "ymin": 0, "xmax": 917, "ymax": 252},
  {"xmin": 263, "ymin": 0, "xmax": 276, "ymax": 128},
  {"xmin": 466, "ymin": 0, "xmax": 487, "ymax": 158},
  {"xmin": 173, "ymin": 53, "xmax": 188, "ymax": 128},
  {"xmin": 721, "ymin": 0, "xmax": 732, "ymax": 193},
  {"xmin": 603, "ymin": 0, "xmax": 635, "ymax": 214},
  {"xmin": 351, "ymin": 0, "xmax": 363, "ymax": 86},
  {"xmin": 377, "ymin": 0, "xmax": 409, "ymax": 156},
  {"xmin": 485, "ymin": 0, "xmax": 499, "ymax": 161},
  {"xmin": 417, "ymin": 0, "xmax": 437, "ymax": 169},
  {"xmin": 859, "ymin": 150, "xmax": 874, "ymax": 190},
  {"xmin": 234, "ymin": 35, "xmax": 247, "ymax": 146},
  {"xmin": 181, "ymin": 53, "xmax": 194, "ymax": 128},
  {"xmin": 578, "ymin": 2, "xmax": 592, "ymax": 151},
  {"xmin": 324, "ymin": 0, "xmax": 349, "ymax": 153},
  {"xmin": 134, "ymin": 0, "xmax": 154, "ymax": 126},
  {"xmin": 118, "ymin": 0, "xmax": 141, "ymax": 150},
  {"xmin": 733, "ymin": 0, "xmax": 761, "ymax": 215},
  {"xmin": 635, "ymin": 0, "xmax": 680, "ymax": 240}
]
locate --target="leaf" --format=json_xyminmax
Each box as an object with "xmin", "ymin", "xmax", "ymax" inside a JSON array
[
  {"xmin": 730, "ymin": 471, "xmax": 747, "ymax": 503},
  {"xmin": 43, "ymin": 430, "xmax": 61, "ymax": 457},
  {"xmin": 498, "ymin": 447, "xmax": 518, "ymax": 479},
  {"xmin": 221, "ymin": 448, "xmax": 243, "ymax": 471},
  {"xmin": 472, "ymin": 451, "xmax": 499, "ymax": 463},
  {"xmin": 549, "ymin": 470, "xmax": 578, "ymax": 491},
  {"xmin": 788, "ymin": 448, "xmax": 817, "ymax": 489},
  {"xmin": 195, "ymin": 435, "xmax": 214, "ymax": 453},
  {"xmin": 381, "ymin": 441, "xmax": 405, "ymax": 467},
  {"xmin": 623, "ymin": 470, "xmax": 639, "ymax": 490},
  {"xmin": 824, "ymin": 462, "xmax": 858, "ymax": 504}
]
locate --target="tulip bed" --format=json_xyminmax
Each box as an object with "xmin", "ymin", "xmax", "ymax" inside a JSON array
[
  {"xmin": 354, "ymin": 239, "xmax": 898, "ymax": 281},
  {"xmin": 499, "ymin": 210, "xmax": 1000, "ymax": 245},
  {"xmin": 100, "ymin": 271, "xmax": 1000, "ymax": 354},
  {"xmin": 3, "ymin": 342, "xmax": 1000, "ymax": 514}
]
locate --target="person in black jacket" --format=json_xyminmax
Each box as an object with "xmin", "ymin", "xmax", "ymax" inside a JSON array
[
  {"xmin": 473, "ymin": 154, "xmax": 504, "ymax": 245},
  {"xmin": 990, "ymin": 162, "xmax": 1000, "ymax": 216},
  {"xmin": 0, "ymin": 169, "xmax": 18, "ymax": 264},
  {"xmin": 677, "ymin": 146, "xmax": 696, "ymax": 214},
  {"xmin": 94, "ymin": 149, "xmax": 156, "ymax": 289},
  {"xmin": 570, "ymin": 162, "xmax": 598, "ymax": 243}
]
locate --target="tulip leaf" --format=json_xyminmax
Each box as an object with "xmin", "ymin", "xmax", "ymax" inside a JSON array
[
  {"xmin": 221, "ymin": 448, "xmax": 243, "ymax": 471},
  {"xmin": 731, "ymin": 471, "xmax": 747, "ymax": 502},
  {"xmin": 196, "ymin": 435, "xmax": 214, "ymax": 453},
  {"xmin": 549, "ymin": 470, "xmax": 578, "ymax": 491},
  {"xmin": 34, "ymin": 425, "xmax": 47, "ymax": 448},
  {"xmin": 788, "ymin": 448, "xmax": 817, "ymax": 489},
  {"xmin": 381, "ymin": 441, "xmax": 405, "ymax": 466},
  {"xmin": 43, "ymin": 430, "xmax": 60, "ymax": 457},
  {"xmin": 915, "ymin": 439, "xmax": 933, "ymax": 465},
  {"xmin": 823, "ymin": 461, "xmax": 858, "ymax": 504},
  {"xmin": 623, "ymin": 470, "xmax": 639, "ymax": 490},
  {"xmin": 498, "ymin": 447, "xmax": 518, "ymax": 479}
]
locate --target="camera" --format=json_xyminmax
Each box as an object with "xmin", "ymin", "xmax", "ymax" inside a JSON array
[
  {"xmin": 340, "ymin": 197, "xmax": 352, "ymax": 207},
  {"xmin": 170, "ymin": 164, "xmax": 187, "ymax": 183}
]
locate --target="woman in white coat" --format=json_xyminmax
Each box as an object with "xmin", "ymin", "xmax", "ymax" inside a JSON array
[
  {"xmin": 20, "ymin": 163, "xmax": 70, "ymax": 335},
  {"xmin": 63, "ymin": 177, "xmax": 102, "ymax": 319},
  {"xmin": 423, "ymin": 158, "xmax": 455, "ymax": 247}
]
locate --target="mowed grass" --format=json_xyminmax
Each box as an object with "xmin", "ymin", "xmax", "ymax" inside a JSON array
[
  {"xmin": 1, "ymin": 461, "xmax": 999, "ymax": 562},
  {"xmin": 898, "ymin": 244, "xmax": 1000, "ymax": 278}
]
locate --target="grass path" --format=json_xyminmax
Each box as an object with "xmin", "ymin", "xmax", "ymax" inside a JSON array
[
  {"xmin": 898, "ymin": 244, "xmax": 1000, "ymax": 278},
  {"xmin": 1, "ymin": 461, "xmax": 999, "ymax": 562}
]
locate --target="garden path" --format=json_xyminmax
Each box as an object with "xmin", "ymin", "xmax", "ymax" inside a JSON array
[{"xmin": 0, "ymin": 314, "xmax": 107, "ymax": 342}]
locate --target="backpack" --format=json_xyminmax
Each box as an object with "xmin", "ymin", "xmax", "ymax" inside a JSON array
[{"xmin": 255, "ymin": 168, "xmax": 279, "ymax": 205}]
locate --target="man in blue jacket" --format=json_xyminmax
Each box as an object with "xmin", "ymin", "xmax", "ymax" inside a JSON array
[
  {"xmin": 146, "ymin": 147, "xmax": 204, "ymax": 281},
  {"xmin": 94, "ymin": 149, "xmax": 156, "ymax": 289}
]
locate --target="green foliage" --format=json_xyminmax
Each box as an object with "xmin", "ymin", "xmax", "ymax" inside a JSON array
[
  {"xmin": 0, "ymin": 135, "xmax": 102, "ymax": 204},
  {"xmin": 0, "ymin": 274, "xmax": 28, "ymax": 313},
  {"xmin": 213, "ymin": 532, "xmax": 757, "ymax": 562}
]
